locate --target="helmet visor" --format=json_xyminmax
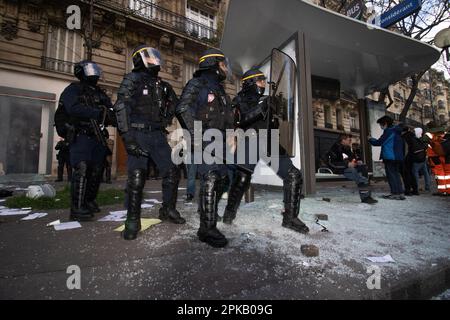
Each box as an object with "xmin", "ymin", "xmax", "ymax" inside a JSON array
[
  {"xmin": 135, "ymin": 47, "xmax": 163, "ymax": 68},
  {"xmin": 83, "ymin": 62, "xmax": 102, "ymax": 77},
  {"xmin": 218, "ymin": 57, "xmax": 233, "ymax": 81}
]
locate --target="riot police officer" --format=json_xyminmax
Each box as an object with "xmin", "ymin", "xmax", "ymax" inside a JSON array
[
  {"xmin": 55, "ymin": 138, "xmax": 72, "ymax": 182},
  {"xmin": 176, "ymin": 48, "xmax": 235, "ymax": 248},
  {"xmin": 223, "ymin": 68, "xmax": 309, "ymax": 234},
  {"xmin": 59, "ymin": 60, "xmax": 115, "ymax": 221},
  {"xmin": 114, "ymin": 45, "xmax": 185, "ymax": 241}
]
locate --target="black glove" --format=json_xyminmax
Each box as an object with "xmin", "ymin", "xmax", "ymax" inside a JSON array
[
  {"xmin": 260, "ymin": 97, "xmax": 270, "ymax": 113},
  {"xmin": 126, "ymin": 142, "xmax": 149, "ymax": 158},
  {"xmin": 123, "ymin": 134, "xmax": 149, "ymax": 158}
]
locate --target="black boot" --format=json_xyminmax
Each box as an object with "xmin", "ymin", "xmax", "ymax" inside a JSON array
[
  {"xmin": 105, "ymin": 166, "xmax": 112, "ymax": 184},
  {"xmin": 55, "ymin": 163, "xmax": 64, "ymax": 182},
  {"xmin": 214, "ymin": 174, "xmax": 229, "ymax": 222},
  {"xmin": 67, "ymin": 164, "xmax": 72, "ymax": 182},
  {"xmin": 159, "ymin": 166, "xmax": 185, "ymax": 224},
  {"xmin": 197, "ymin": 172, "xmax": 228, "ymax": 248},
  {"xmin": 85, "ymin": 165, "xmax": 103, "ymax": 213},
  {"xmin": 223, "ymin": 170, "xmax": 251, "ymax": 224},
  {"xmin": 282, "ymin": 167, "xmax": 309, "ymax": 234},
  {"xmin": 123, "ymin": 169, "xmax": 145, "ymax": 240},
  {"xmin": 70, "ymin": 161, "xmax": 93, "ymax": 221},
  {"xmin": 359, "ymin": 183, "xmax": 378, "ymax": 204}
]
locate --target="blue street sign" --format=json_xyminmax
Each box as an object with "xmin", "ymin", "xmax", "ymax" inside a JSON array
[{"xmin": 376, "ymin": 0, "xmax": 422, "ymax": 28}]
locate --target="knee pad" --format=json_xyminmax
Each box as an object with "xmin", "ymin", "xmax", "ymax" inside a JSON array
[
  {"xmin": 202, "ymin": 171, "xmax": 220, "ymax": 194},
  {"xmin": 287, "ymin": 166, "xmax": 302, "ymax": 185},
  {"xmin": 234, "ymin": 169, "xmax": 251, "ymax": 189},
  {"xmin": 166, "ymin": 166, "xmax": 181, "ymax": 184},
  {"xmin": 128, "ymin": 169, "xmax": 146, "ymax": 190},
  {"xmin": 74, "ymin": 161, "xmax": 88, "ymax": 177}
]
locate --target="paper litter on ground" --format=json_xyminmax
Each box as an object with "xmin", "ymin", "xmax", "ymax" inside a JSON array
[
  {"xmin": 141, "ymin": 203, "xmax": 154, "ymax": 209},
  {"xmin": 114, "ymin": 218, "xmax": 161, "ymax": 232},
  {"xmin": 54, "ymin": 221, "xmax": 81, "ymax": 231},
  {"xmin": 0, "ymin": 209, "xmax": 32, "ymax": 216},
  {"xmin": 46, "ymin": 220, "xmax": 61, "ymax": 226},
  {"xmin": 98, "ymin": 210, "xmax": 127, "ymax": 222},
  {"xmin": 366, "ymin": 254, "xmax": 396, "ymax": 263},
  {"xmin": 144, "ymin": 199, "xmax": 163, "ymax": 204},
  {"xmin": 21, "ymin": 212, "xmax": 48, "ymax": 220}
]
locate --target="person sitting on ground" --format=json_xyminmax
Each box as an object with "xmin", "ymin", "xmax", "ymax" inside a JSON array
[{"xmin": 325, "ymin": 133, "xmax": 378, "ymax": 204}]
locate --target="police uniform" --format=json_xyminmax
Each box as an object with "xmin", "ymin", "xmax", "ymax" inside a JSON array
[
  {"xmin": 59, "ymin": 60, "xmax": 114, "ymax": 220},
  {"xmin": 176, "ymin": 49, "xmax": 235, "ymax": 248},
  {"xmin": 115, "ymin": 45, "xmax": 185, "ymax": 241},
  {"xmin": 222, "ymin": 69, "xmax": 309, "ymax": 234}
]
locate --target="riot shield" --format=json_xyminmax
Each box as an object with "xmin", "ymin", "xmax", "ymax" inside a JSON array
[{"xmin": 268, "ymin": 48, "xmax": 296, "ymax": 157}]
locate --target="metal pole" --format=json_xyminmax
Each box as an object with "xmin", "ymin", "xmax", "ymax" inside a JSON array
[
  {"xmin": 296, "ymin": 32, "xmax": 315, "ymax": 195},
  {"xmin": 244, "ymin": 185, "xmax": 254, "ymax": 203},
  {"xmin": 358, "ymin": 98, "xmax": 371, "ymax": 167}
]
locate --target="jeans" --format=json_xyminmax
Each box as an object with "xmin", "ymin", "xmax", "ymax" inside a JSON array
[
  {"xmin": 412, "ymin": 161, "xmax": 431, "ymax": 191},
  {"xmin": 384, "ymin": 160, "xmax": 404, "ymax": 195},
  {"xmin": 343, "ymin": 165, "xmax": 369, "ymax": 185},
  {"xmin": 402, "ymin": 156, "xmax": 418, "ymax": 193},
  {"xmin": 186, "ymin": 163, "xmax": 197, "ymax": 196}
]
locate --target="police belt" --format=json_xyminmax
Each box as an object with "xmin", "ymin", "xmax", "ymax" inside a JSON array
[
  {"xmin": 76, "ymin": 121, "xmax": 96, "ymax": 136},
  {"xmin": 130, "ymin": 123, "xmax": 162, "ymax": 132}
]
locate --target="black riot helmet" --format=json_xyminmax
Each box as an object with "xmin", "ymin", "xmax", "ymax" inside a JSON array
[
  {"xmin": 74, "ymin": 60, "xmax": 102, "ymax": 86},
  {"xmin": 241, "ymin": 68, "xmax": 267, "ymax": 96},
  {"xmin": 197, "ymin": 48, "xmax": 230, "ymax": 81},
  {"xmin": 132, "ymin": 44, "xmax": 163, "ymax": 75}
]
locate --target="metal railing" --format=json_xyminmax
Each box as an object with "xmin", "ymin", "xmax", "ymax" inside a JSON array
[
  {"xmin": 109, "ymin": 0, "xmax": 220, "ymax": 44},
  {"xmin": 41, "ymin": 56, "xmax": 75, "ymax": 74}
]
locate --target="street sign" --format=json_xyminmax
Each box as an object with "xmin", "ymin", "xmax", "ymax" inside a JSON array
[
  {"xmin": 345, "ymin": 0, "xmax": 364, "ymax": 20},
  {"xmin": 376, "ymin": 0, "xmax": 422, "ymax": 29}
]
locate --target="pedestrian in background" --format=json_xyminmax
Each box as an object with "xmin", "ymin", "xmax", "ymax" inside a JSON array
[
  {"xmin": 369, "ymin": 115, "xmax": 405, "ymax": 200},
  {"xmin": 55, "ymin": 138, "xmax": 72, "ymax": 182}
]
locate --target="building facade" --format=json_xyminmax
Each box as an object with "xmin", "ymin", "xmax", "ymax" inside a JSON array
[
  {"xmin": 0, "ymin": 0, "xmax": 236, "ymax": 178},
  {"xmin": 305, "ymin": 0, "xmax": 449, "ymax": 173}
]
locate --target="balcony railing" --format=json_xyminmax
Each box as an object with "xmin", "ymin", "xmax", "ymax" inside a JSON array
[
  {"xmin": 350, "ymin": 127, "xmax": 360, "ymax": 133},
  {"xmin": 325, "ymin": 122, "xmax": 333, "ymax": 129},
  {"xmin": 101, "ymin": 0, "xmax": 220, "ymax": 45},
  {"xmin": 41, "ymin": 56, "xmax": 75, "ymax": 74}
]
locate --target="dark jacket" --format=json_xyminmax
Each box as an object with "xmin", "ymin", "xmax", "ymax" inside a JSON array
[
  {"xmin": 325, "ymin": 142, "xmax": 356, "ymax": 174},
  {"xmin": 55, "ymin": 140, "xmax": 70, "ymax": 160},
  {"xmin": 401, "ymin": 131, "xmax": 427, "ymax": 163}
]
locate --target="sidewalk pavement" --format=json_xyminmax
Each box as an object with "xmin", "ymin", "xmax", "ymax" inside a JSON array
[{"xmin": 0, "ymin": 179, "xmax": 448, "ymax": 299}]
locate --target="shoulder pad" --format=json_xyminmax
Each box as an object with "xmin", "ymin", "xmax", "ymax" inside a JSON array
[
  {"xmin": 176, "ymin": 78, "xmax": 207, "ymax": 114},
  {"xmin": 118, "ymin": 72, "xmax": 140, "ymax": 99}
]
